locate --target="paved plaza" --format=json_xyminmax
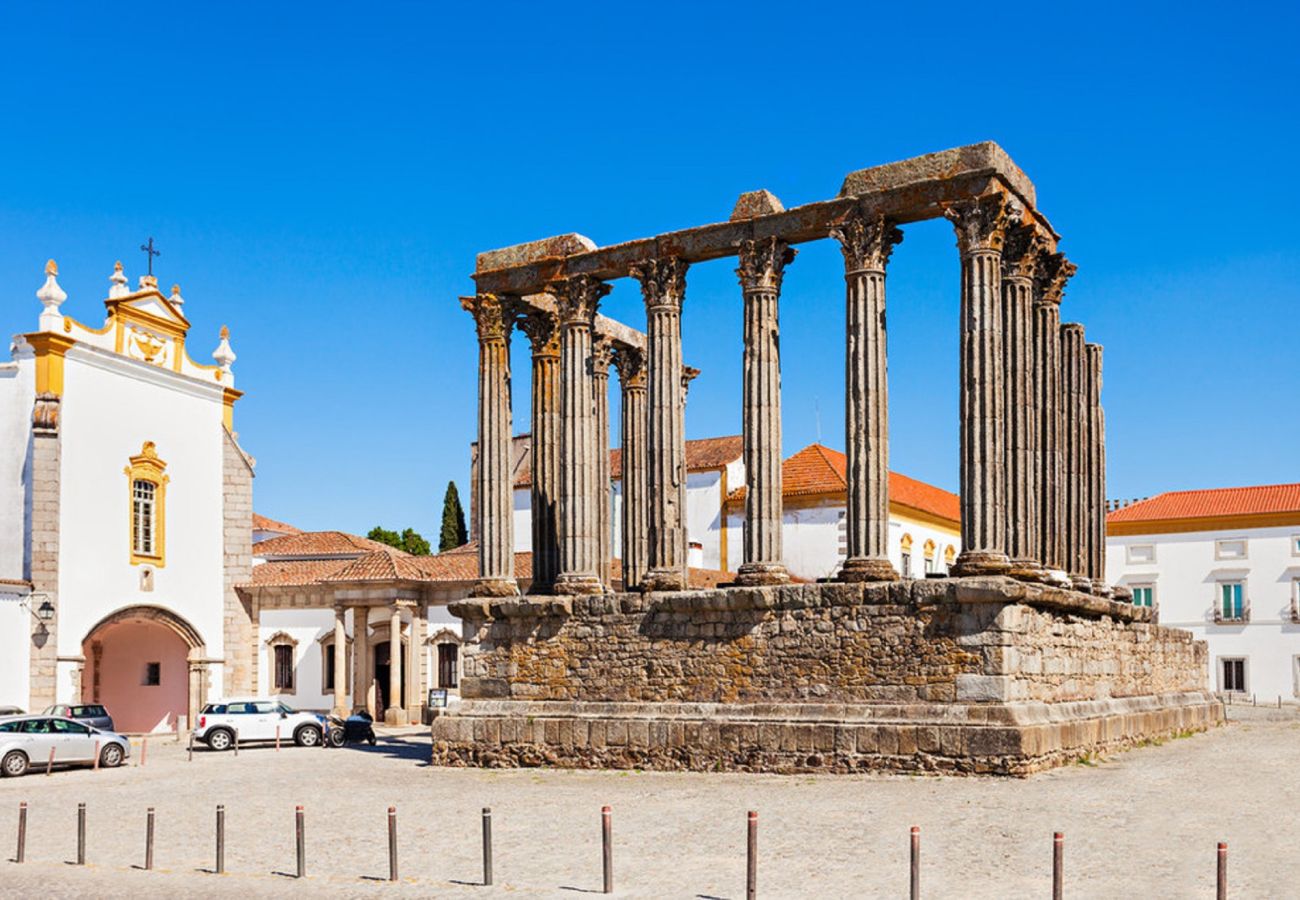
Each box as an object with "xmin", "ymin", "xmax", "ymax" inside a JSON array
[{"xmin": 0, "ymin": 711, "xmax": 1295, "ymax": 898}]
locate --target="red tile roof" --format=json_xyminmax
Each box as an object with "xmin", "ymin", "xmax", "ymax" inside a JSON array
[
  {"xmin": 515, "ymin": 436, "xmax": 743, "ymax": 487},
  {"xmin": 1107, "ymin": 483, "xmax": 1300, "ymax": 525},
  {"xmin": 726, "ymin": 444, "xmax": 960, "ymax": 525},
  {"xmin": 252, "ymin": 513, "xmax": 302, "ymax": 536},
  {"xmin": 245, "ymin": 559, "xmax": 354, "ymax": 586},
  {"xmin": 253, "ymin": 531, "xmax": 412, "ymax": 558}
]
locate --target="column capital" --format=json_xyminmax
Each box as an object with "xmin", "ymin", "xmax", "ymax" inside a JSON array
[
  {"xmin": 631, "ymin": 256, "xmax": 688, "ymax": 311},
  {"xmin": 736, "ymin": 236, "xmax": 796, "ymax": 293},
  {"xmin": 830, "ymin": 207, "xmax": 903, "ymax": 273},
  {"xmin": 944, "ymin": 192, "xmax": 1019, "ymax": 255},
  {"xmin": 550, "ymin": 274, "xmax": 610, "ymax": 326},
  {"xmin": 1001, "ymin": 222, "xmax": 1049, "ymax": 282},
  {"xmin": 681, "ymin": 365, "xmax": 700, "ymax": 393},
  {"xmin": 591, "ymin": 335, "xmax": 615, "ymax": 376},
  {"xmin": 1034, "ymin": 250, "xmax": 1077, "ymax": 305},
  {"xmin": 611, "ymin": 345, "xmax": 645, "ymax": 389},
  {"xmin": 514, "ymin": 306, "xmax": 560, "ymax": 357},
  {"xmin": 460, "ymin": 293, "xmax": 513, "ymax": 343}
]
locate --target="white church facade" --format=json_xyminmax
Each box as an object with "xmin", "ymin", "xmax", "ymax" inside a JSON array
[{"xmin": 0, "ymin": 260, "xmax": 252, "ymax": 732}]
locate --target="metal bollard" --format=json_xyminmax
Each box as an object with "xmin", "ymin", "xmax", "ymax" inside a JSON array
[
  {"xmin": 910, "ymin": 826, "xmax": 920, "ymax": 900},
  {"xmin": 188, "ymin": 731, "xmax": 194, "ymax": 762},
  {"xmin": 482, "ymin": 807, "xmax": 493, "ymax": 886},
  {"xmin": 601, "ymin": 805, "xmax": 613, "ymax": 894},
  {"xmin": 141, "ymin": 737, "xmax": 149, "ymax": 767},
  {"xmin": 1217, "ymin": 842, "xmax": 1227, "ymax": 900},
  {"xmin": 387, "ymin": 806, "xmax": 398, "ymax": 882},
  {"xmin": 1053, "ymin": 832, "xmax": 1063, "ymax": 900},
  {"xmin": 92, "ymin": 741, "xmax": 100, "ymax": 772},
  {"xmin": 16, "ymin": 802, "xmax": 27, "ymax": 863},
  {"xmin": 747, "ymin": 810, "xmax": 758, "ymax": 900},
  {"xmin": 46, "ymin": 747, "xmax": 54, "ymax": 776},
  {"xmin": 145, "ymin": 807, "xmax": 155, "ymax": 871},
  {"xmin": 234, "ymin": 730, "xmax": 240, "ymax": 756},
  {"xmin": 216, "ymin": 805, "xmax": 225, "ymax": 874},
  {"xmin": 295, "ymin": 805, "xmax": 306, "ymax": 878},
  {"xmin": 276, "ymin": 726, "xmax": 282, "ymax": 752},
  {"xmin": 77, "ymin": 803, "xmax": 86, "ymax": 866}
]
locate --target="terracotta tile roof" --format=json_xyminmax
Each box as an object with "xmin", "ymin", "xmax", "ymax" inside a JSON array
[
  {"xmin": 0, "ymin": 578, "xmax": 32, "ymax": 588},
  {"xmin": 252, "ymin": 531, "xmax": 412, "ymax": 559},
  {"xmin": 726, "ymin": 443, "xmax": 960, "ymax": 524},
  {"xmin": 1107, "ymin": 483, "xmax": 1300, "ymax": 524},
  {"xmin": 515, "ymin": 436, "xmax": 743, "ymax": 486},
  {"xmin": 245, "ymin": 559, "xmax": 353, "ymax": 587},
  {"xmin": 252, "ymin": 513, "xmax": 302, "ymax": 536}
]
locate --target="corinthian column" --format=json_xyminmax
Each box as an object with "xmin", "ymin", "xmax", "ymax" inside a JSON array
[
  {"xmin": 735, "ymin": 237, "xmax": 795, "ymax": 586},
  {"xmin": 592, "ymin": 337, "xmax": 615, "ymax": 588},
  {"xmin": 1060, "ymin": 322, "xmax": 1090, "ymax": 592},
  {"xmin": 516, "ymin": 308, "xmax": 561, "ymax": 593},
  {"xmin": 461, "ymin": 293, "xmax": 518, "ymax": 597},
  {"xmin": 1001, "ymin": 223, "xmax": 1047, "ymax": 580},
  {"xmin": 1086, "ymin": 342, "xmax": 1108, "ymax": 595},
  {"xmin": 1033, "ymin": 252, "xmax": 1074, "ymax": 576},
  {"xmin": 552, "ymin": 275, "xmax": 610, "ymax": 595},
  {"xmin": 613, "ymin": 347, "xmax": 648, "ymax": 590},
  {"xmin": 946, "ymin": 194, "xmax": 1015, "ymax": 576},
  {"xmin": 831, "ymin": 207, "xmax": 902, "ymax": 582},
  {"xmin": 630, "ymin": 257, "xmax": 690, "ymax": 592}
]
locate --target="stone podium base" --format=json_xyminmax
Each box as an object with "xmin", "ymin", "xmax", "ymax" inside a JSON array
[{"xmin": 430, "ymin": 577, "xmax": 1223, "ymax": 776}]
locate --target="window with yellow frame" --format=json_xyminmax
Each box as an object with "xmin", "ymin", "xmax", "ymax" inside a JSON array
[{"xmin": 124, "ymin": 441, "xmax": 168, "ymax": 567}]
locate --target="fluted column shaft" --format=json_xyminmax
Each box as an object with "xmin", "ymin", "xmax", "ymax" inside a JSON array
[
  {"xmin": 947, "ymin": 196, "xmax": 1014, "ymax": 576},
  {"xmin": 331, "ymin": 606, "xmax": 347, "ymax": 716},
  {"xmin": 614, "ymin": 349, "xmax": 648, "ymax": 590},
  {"xmin": 518, "ymin": 310, "xmax": 561, "ymax": 593},
  {"xmin": 1060, "ymin": 323, "xmax": 1090, "ymax": 590},
  {"xmin": 462, "ymin": 294, "xmax": 518, "ymax": 597},
  {"xmin": 736, "ymin": 237, "xmax": 795, "ymax": 585},
  {"xmin": 1033, "ymin": 252, "xmax": 1074, "ymax": 574},
  {"xmin": 1086, "ymin": 342, "xmax": 1107, "ymax": 593},
  {"xmin": 554, "ymin": 275, "xmax": 610, "ymax": 595},
  {"xmin": 631, "ymin": 258, "xmax": 689, "ymax": 592},
  {"xmin": 385, "ymin": 604, "xmax": 405, "ymax": 725},
  {"xmin": 592, "ymin": 339, "xmax": 614, "ymax": 588},
  {"xmin": 832, "ymin": 210, "xmax": 902, "ymax": 582}
]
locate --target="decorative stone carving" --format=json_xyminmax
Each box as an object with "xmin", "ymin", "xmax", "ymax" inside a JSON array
[
  {"xmin": 829, "ymin": 206, "xmax": 903, "ymax": 273},
  {"xmin": 553, "ymin": 274, "xmax": 611, "ymax": 325},
  {"xmin": 944, "ymin": 192, "xmax": 1019, "ymax": 255},
  {"xmin": 735, "ymin": 236, "xmax": 796, "ymax": 293},
  {"xmin": 516, "ymin": 306, "xmax": 562, "ymax": 592}
]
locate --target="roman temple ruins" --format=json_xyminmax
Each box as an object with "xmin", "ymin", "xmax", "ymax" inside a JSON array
[{"xmin": 434, "ymin": 143, "xmax": 1221, "ymax": 775}]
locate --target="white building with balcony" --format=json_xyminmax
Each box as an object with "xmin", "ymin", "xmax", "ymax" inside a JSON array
[{"xmin": 1106, "ymin": 483, "xmax": 1300, "ymax": 701}]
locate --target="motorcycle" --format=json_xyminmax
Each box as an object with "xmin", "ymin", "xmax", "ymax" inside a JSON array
[{"xmin": 323, "ymin": 710, "xmax": 378, "ymax": 748}]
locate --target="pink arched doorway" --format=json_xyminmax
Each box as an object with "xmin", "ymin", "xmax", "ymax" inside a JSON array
[{"xmin": 82, "ymin": 606, "xmax": 206, "ymax": 734}]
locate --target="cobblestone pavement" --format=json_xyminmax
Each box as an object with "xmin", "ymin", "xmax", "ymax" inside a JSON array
[{"xmin": 0, "ymin": 716, "xmax": 1296, "ymax": 898}]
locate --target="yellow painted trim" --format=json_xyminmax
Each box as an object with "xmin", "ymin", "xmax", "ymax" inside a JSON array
[
  {"xmin": 124, "ymin": 441, "xmax": 168, "ymax": 568},
  {"xmin": 62, "ymin": 313, "xmax": 115, "ymax": 337},
  {"xmin": 25, "ymin": 332, "xmax": 77, "ymax": 396},
  {"xmin": 1108, "ymin": 511, "xmax": 1300, "ymax": 536},
  {"xmin": 900, "ymin": 532, "xmax": 914, "ymax": 552},
  {"xmin": 222, "ymin": 387, "xmax": 243, "ymax": 430}
]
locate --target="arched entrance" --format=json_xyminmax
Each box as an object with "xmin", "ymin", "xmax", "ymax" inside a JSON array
[{"xmin": 82, "ymin": 605, "xmax": 206, "ymax": 734}]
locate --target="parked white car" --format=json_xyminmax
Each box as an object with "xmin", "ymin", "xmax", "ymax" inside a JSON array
[
  {"xmin": 0, "ymin": 715, "xmax": 130, "ymax": 776},
  {"xmin": 193, "ymin": 699, "xmax": 325, "ymax": 751}
]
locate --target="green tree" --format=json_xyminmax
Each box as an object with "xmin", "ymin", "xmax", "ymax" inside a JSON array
[
  {"xmin": 439, "ymin": 481, "xmax": 468, "ymax": 551},
  {"xmin": 367, "ymin": 525, "xmax": 432, "ymax": 556}
]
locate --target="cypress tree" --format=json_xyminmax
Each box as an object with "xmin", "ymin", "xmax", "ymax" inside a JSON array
[{"xmin": 439, "ymin": 481, "xmax": 468, "ymax": 551}]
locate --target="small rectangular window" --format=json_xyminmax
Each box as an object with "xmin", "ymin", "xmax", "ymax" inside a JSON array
[
  {"xmin": 132, "ymin": 480, "xmax": 156, "ymax": 556},
  {"xmin": 143, "ymin": 662, "xmax": 161, "ymax": 686},
  {"xmin": 1131, "ymin": 585, "xmax": 1155, "ymax": 608},
  {"xmin": 438, "ymin": 643, "xmax": 459, "ymax": 689},
  {"xmin": 1126, "ymin": 544, "xmax": 1156, "ymax": 564},
  {"xmin": 924, "ymin": 557, "xmax": 935, "ymax": 575},
  {"xmin": 1215, "ymin": 539, "xmax": 1247, "ymax": 560},
  {"xmin": 273, "ymin": 645, "xmax": 294, "ymax": 691},
  {"xmin": 901, "ymin": 553, "xmax": 912, "ymax": 578},
  {"xmin": 1220, "ymin": 658, "xmax": 1246, "ymax": 692},
  {"xmin": 1292, "ymin": 535, "xmax": 1300, "ymax": 557},
  {"xmin": 1219, "ymin": 582, "xmax": 1245, "ymax": 620}
]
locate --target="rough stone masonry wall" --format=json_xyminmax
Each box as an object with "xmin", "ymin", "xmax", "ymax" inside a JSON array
[
  {"xmin": 221, "ymin": 427, "xmax": 254, "ymax": 696},
  {"xmin": 453, "ymin": 578, "xmax": 1206, "ymax": 708}
]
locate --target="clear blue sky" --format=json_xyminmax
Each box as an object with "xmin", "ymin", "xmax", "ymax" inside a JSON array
[{"xmin": 2, "ymin": 2, "xmax": 1296, "ymax": 538}]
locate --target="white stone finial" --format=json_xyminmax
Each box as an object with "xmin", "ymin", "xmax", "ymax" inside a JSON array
[
  {"xmin": 37, "ymin": 259, "xmax": 68, "ymax": 332},
  {"xmin": 170, "ymin": 283, "xmax": 184, "ymax": 307},
  {"xmin": 109, "ymin": 261, "xmax": 130, "ymax": 299},
  {"xmin": 212, "ymin": 324, "xmax": 236, "ymax": 373}
]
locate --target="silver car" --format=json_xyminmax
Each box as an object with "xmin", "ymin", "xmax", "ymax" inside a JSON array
[
  {"xmin": 0, "ymin": 715, "xmax": 130, "ymax": 776},
  {"xmin": 42, "ymin": 703, "xmax": 114, "ymax": 732}
]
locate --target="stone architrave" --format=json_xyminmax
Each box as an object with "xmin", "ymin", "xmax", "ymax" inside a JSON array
[
  {"xmin": 630, "ymin": 257, "xmax": 690, "ymax": 592},
  {"xmin": 830, "ymin": 206, "xmax": 903, "ymax": 582},
  {"xmin": 1060, "ymin": 323, "xmax": 1090, "ymax": 592},
  {"xmin": 946, "ymin": 193, "xmax": 1016, "ymax": 576},
  {"xmin": 592, "ymin": 337, "xmax": 615, "ymax": 588},
  {"xmin": 516, "ymin": 308, "xmax": 562, "ymax": 594},
  {"xmin": 1033, "ymin": 251, "xmax": 1075, "ymax": 575},
  {"xmin": 1001, "ymin": 222, "xmax": 1048, "ymax": 580},
  {"xmin": 735, "ymin": 237, "xmax": 795, "ymax": 586},
  {"xmin": 612, "ymin": 347, "xmax": 648, "ymax": 590},
  {"xmin": 461, "ymin": 294, "xmax": 519, "ymax": 597},
  {"xmin": 1086, "ymin": 342, "xmax": 1108, "ymax": 595},
  {"xmin": 552, "ymin": 274, "xmax": 611, "ymax": 595}
]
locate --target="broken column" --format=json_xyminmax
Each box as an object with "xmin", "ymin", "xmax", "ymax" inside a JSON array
[
  {"xmin": 1060, "ymin": 322, "xmax": 1090, "ymax": 592},
  {"xmin": 1086, "ymin": 342, "xmax": 1108, "ymax": 595}
]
